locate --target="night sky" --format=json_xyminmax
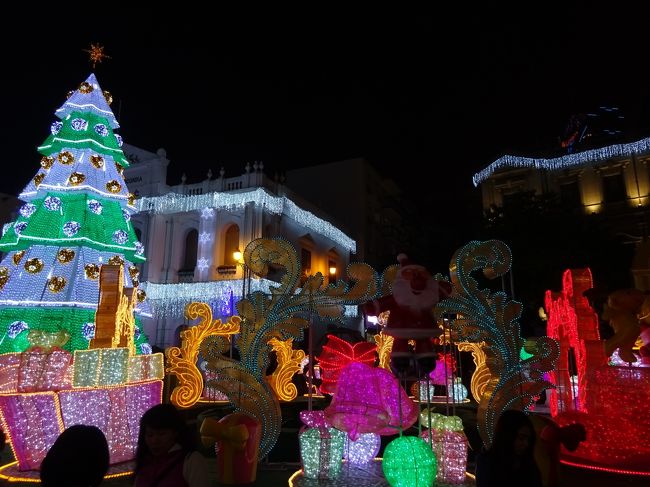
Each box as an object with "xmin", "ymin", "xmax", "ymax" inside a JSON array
[{"xmin": 2, "ymin": 6, "xmax": 650, "ymax": 228}]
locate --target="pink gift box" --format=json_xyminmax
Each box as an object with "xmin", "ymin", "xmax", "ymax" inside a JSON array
[{"xmin": 17, "ymin": 348, "xmax": 72, "ymax": 393}]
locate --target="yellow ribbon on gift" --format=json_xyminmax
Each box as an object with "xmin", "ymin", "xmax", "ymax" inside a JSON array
[{"xmin": 200, "ymin": 417, "xmax": 250, "ymax": 483}]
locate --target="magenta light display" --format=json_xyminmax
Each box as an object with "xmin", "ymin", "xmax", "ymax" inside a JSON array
[
  {"xmin": 0, "ymin": 380, "xmax": 162, "ymax": 470},
  {"xmin": 324, "ymin": 362, "xmax": 417, "ymax": 440},
  {"xmin": 428, "ymin": 353, "xmax": 455, "ymax": 385},
  {"xmin": 324, "ymin": 362, "xmax": 389, "ymax": 440},
  {"xmin": 374, "ymin": 364, "xmax": 418, "ymax": 436}
]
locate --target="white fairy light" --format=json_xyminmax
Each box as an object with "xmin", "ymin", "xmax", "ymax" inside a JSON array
[
  {"xmin": 200, "ymin": 208, "xmax": 214, "ymax": 219},
  {"xmin": 137, "ymin": 188, "xmax": 356, "ymax": 253},
  {"xmin": 141, "ymin": 280, "xmax": 358, "ymax": 318},
  {"xmin": 196, "ymin": 258, "xmax": 210, "ymax": 271},
  {"xmin": 473, "ymin": 136, "xmax": 650, "ymax": 186},
  {"xmin": 198, "ymin": 232, "xmax": 212, "ymax": 244}
]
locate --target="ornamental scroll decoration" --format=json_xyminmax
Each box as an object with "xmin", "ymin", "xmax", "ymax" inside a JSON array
[
  {"xmin": 166, "ymin": 302, "xmax": 240, "ymax": 409},
  {"xmin": 200, "ymin": 237, "xmax": 379, "ymax": 459},
  {"xmin": 435, "ymin": 240, "xmax": 560, "ymax": 447},
  {"xmin": 267, "ymin": 337, "xmax": 305, "ymax": 402}
]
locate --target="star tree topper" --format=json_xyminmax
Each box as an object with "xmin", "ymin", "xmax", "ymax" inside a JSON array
[{"xmin": 83, "ymin": 43, "xmax": 111, "ymax": 68}]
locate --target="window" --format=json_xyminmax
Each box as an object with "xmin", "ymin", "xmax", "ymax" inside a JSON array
[
  {"xmin": 328, "ymin": 259, "xmax": 337, "ymax": 285},
  {"xmin": 301, "ymin": 248, "xmax": 312, "ymax": 275},
  {"xmin": 224, "ymin": 225, "xmax": 240, "ymax": 265},
  {"xmin": 501, "ymin": 192, "xmax": 519, "ymax": 208},
  {"xmin": 602, "ymin": 173, "xmax": 626, "ymax": 203},
  {"xmin": 182, "ymin": 229, "xmax": 198, "ymax": 271},
  {"xmin": 559, "ymin": 181, "xmax": 581, "ymax": 208}
]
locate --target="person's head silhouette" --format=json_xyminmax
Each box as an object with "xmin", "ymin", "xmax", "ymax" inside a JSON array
[{"xmin": 40, "ymin": 424, "xmax": 109, "ymax": 487}]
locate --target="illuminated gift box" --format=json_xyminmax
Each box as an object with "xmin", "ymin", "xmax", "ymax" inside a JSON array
[
  {"xmin": 299, "ymin": 426, "xmax": 346, "ymax": 479},
  {"xmin": 0, "ymin": 379, "xmax": 162, "ymax": 471},
  {"xmin": 72, "ymin": 347, "xmax": 129, "ymax": 387},
  {"xmin": 128, "ymin": 352, "xmax": 164, "ymax": 382},
  {"xmin": 421, "ymin": 428, "xmax": 468, "ymax": 484},
  {"xmin": 0, "ymin": 353, "xmax": 21, "ymax": 393},
  {"xmin": 17, "ymin": 348, "xmax": 72, "ymax": 393}
]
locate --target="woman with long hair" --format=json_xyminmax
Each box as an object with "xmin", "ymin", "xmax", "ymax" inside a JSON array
[
  {"xmin": 475, "ymin": 409, "xmax": 543, "ymax": 487},
  {"xmin": 134, "ymin": 403, "xmax": 209, "ymax": 487}
]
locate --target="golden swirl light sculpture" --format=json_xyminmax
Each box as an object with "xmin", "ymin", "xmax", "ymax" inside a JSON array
[
  {"xmin": 166, "ymin": 302, "xmax": 240, "ymax": 409},
  {"xmin": 373, "ymin": 331, "xmax": 394, "ymax": 370},
  {"xmin": 266, "ymin": 338, "xmax": 305, "ymax": 402},
  {"xmin": 456, "ymin": 341, "xmax": 489, "ymax": 402}
]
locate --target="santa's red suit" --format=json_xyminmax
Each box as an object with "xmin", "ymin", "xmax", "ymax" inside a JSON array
[{"xmin": 364, "ymin": 254, "xmax": 452, "ymax": 375}]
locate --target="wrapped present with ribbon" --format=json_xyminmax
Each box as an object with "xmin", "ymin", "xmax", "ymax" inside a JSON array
[
  {"xmin": 420, "ymin": 412, "xmax": 468, "ymax": 485},
  {"xmin": 127, "ymin": 352, "xmax": 164, "ymax": 383},
  {"xmin": 16, "ymin": 329, "xmax": 73, "ymax": 393},
  {"xmin": 200, "ymin": 412, "xmax": 261, "ymax": 484},
  {"xmin": 17, "ymin": 347, "xmax": 72, "ymax": 393},
  {"xmin": 0, "ymin": 353, "xmax": 21, "ymax": 393},
  {"xmin": 73, "ymin": 348, "xmax": 130, "ymax": 387},
  {"xmin": 299, "ymin": 410, "xmax": 346, "ymax": 479}
]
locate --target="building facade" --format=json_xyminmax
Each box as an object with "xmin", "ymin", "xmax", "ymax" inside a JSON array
[
  {"xmin": 285, "ymin": 158, "xmax": 408, "ymax": 268},
  {"xmin": 473, "ymin": 136, "xmax": 650, "ymax": 289},
  {"xmin": 123, "ymin": 144, "xmax": 358, "ymax": 348}
]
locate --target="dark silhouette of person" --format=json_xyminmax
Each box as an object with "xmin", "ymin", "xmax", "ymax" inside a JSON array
[
  {"xmin": 475, "ymin": 409, "xmax": 543, "ymax": 487},
  {"xmin": 134, "ymin": 403, "xmax": 209, "ymax": 487},
  {"xmin": 40, "ymin": 424, "xmax": 109, "ymax": 487}
]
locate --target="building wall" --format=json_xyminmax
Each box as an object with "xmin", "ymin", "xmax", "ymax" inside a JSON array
[
  {"xmin": 475, "ymin": 140, "xmax": 650, "ymax": 290},
  {"xmin": 123, "ymin": 146, "xmax": 360, "ymax": 348},
  {"xmin": 285, "ymin": 157, "xmax": 406, "ymax": 268}
]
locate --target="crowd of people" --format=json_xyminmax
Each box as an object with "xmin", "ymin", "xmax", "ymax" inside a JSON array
[
  {"xmin": 0, "ymin": 402, "xmax": 584, "ymax": 486},
  {"xmin": 37, "ymin": 404, "xmax": 210, "ymax": 487}
]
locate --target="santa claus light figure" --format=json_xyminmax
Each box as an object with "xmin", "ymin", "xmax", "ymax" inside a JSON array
[{"xmin": 365, "ymin": 254, "xmax": 452, "ymax": 376}]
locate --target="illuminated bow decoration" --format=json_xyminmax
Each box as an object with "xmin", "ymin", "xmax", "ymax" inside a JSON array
[{"xmin": 200, "ymin": 417, "xmax": 250, "ymax": 451}]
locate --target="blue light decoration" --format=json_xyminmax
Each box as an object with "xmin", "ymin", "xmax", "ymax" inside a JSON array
[
  {"xmin": 434, "ymin": 240, "xmax": 560, "ymax": 447},
  {"xmin": 472, "ymin": 136, "xmax": 650, "ymax": 186}
]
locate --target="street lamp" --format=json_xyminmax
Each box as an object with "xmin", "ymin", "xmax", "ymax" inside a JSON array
[
  {"xmin": 329, "ymin": 265, "xmax": 337, "ymax": 285},
  {"xmin": 233, "ymin": 249, "xmax": 246, "ymax": 300}
]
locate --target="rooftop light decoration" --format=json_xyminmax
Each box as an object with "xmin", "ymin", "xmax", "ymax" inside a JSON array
[
  {"xmin": 472, "ymin": 136, "xmax": 650, "ymax": 186},
  {"xmin": 137, "ymin": 188, "xmax": 356, "ymax": 253}
]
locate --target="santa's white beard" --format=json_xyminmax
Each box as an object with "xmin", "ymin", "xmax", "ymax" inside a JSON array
[{"xmin": 392, "ymin": 278, "xmax": 438, "ymax": 312}]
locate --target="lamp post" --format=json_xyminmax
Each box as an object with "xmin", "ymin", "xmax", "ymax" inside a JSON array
[
  {"xmin": 329, "ymin": 265, "xmax": 337, "ymax": 285},
  {"xmin": 232, "ymin": 248, "xmax": 247, "ymax": 361},
  {"xmin": 233, "ymin": 249, "xmax": 246, "ymax": 300}
]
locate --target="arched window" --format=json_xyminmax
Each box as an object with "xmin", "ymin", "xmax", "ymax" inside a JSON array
[
  {"xmin": 183, "ymin": 229, "xmax": 198, "ymax": 270},
  {"xmin": 224, "ymin": 225, "xmax": 240, "ymax": 265}
]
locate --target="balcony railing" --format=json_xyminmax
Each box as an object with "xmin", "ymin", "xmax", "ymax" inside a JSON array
[{"xmin": 177, "ymin": 270, "xmax": 195, "ymax": 283}]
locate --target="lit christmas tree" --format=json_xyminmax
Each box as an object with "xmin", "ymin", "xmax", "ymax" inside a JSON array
[{"xmin": 0, "ymin": 73, "xmax": 150, "ymax": 354}]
